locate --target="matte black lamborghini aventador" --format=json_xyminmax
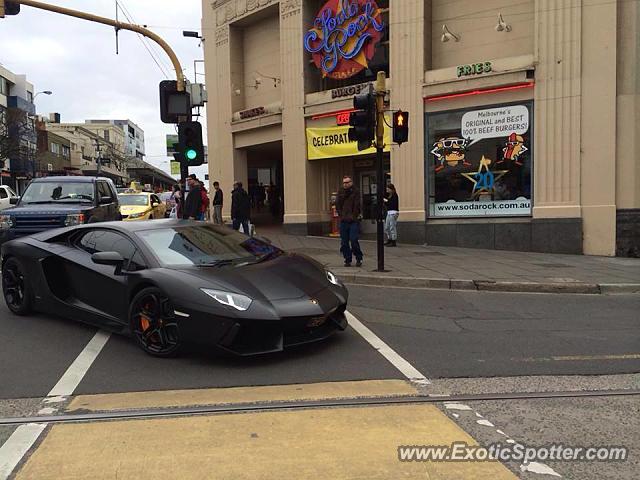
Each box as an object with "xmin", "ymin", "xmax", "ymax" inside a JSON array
[{"xmin": 1, "ymin": 220, "xmax": 348, "ymax": 357}]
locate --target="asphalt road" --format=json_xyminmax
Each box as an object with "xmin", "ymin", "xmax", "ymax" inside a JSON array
[
  {"xmin": 0, "ymin": 285, "xmax": 638, "ymax": 479},
  {"xmin": 0, "ymin": 287, "xmax": 638, "ymax": 398}
]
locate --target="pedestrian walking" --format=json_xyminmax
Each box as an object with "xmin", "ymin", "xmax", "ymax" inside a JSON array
[
  {"xmin": 169, "ymin": 183, "xmax": 181, "ymax": 219},
  {"xmin": 182, "ymin": 175, "xmax": 203, "ymax": 220},
  {"xmin": 384, "ymin": 183, "xmax": 399, "ymax": 247},
  {"xmin": 199, "ymin": 181, "xmax": 210, "ymax": 221},
  {"xmin": 212, "ymin": 181, "xmax": 224, "ymax": 225},
  {"xmin": 336, "ymin": 175, "xmax": 363, "ymax": 267},
  {"xmin": 231, "ymin": 181, "xmax": 251, "ymax": 234}
]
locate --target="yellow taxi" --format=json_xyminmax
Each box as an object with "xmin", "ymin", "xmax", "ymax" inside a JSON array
[{"xmin": 118, "ymin": 190, "xmax": 166, "ymax": 221}]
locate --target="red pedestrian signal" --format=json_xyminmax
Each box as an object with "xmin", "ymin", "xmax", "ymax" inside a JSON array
[{"xmin": 393, "ymin": 110, "xmax": 409, "ymax": 145}]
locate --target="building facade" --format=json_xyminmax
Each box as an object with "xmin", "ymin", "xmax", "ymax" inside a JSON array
[
  {"xmin": 45, "ymin": 117, "xmax": 130, "ymax": 186},
  {"xmin": 87, "ymin": 119, "xmax": 146, "ymax": 161},
  {"xmin": 203, "ymin": 0, "xmax": 640, "ymax": 257},
  {"xmin": 0, "ymin": 65, "xmax": 36, "ymax": 194}
]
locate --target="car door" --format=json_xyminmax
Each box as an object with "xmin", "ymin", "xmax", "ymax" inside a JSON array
[
  {"xmin": 0, "ymin": 187, "xmax": 9, "ymax": 210},
  {"xmin": 97, "ymin": 181, "xmax": 118, "ymax": 221},
  {"xmin": 61, "ymin": 229, "xmax": 143, "ymax": 324}
]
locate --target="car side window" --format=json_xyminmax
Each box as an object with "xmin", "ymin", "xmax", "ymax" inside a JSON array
[
  {"xmin": 151, "ymin": 194, "xmax": 160, "ymax": 204},
  {"xmin": 75, "ymin": 230, "xmax": 145, "ymax": 271},
  {"xmin": 0, "ymin": 189, "xmax": 7, "ymax": 199},
  {"xmin": 97, "ymin": 182, "xmax": 111, "ymax": 201}
]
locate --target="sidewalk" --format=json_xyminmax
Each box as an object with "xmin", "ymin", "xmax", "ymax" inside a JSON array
[{"xmin": 263, "ymin": 230, "xmax": 640, "ymax": 294}]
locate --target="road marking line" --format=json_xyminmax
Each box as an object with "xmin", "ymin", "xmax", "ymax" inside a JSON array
[
  {"xmin": 347, "ymin": 310, "xmax": 562, "ymax": 477},
  {"xmin": 346, "ymin": 310, "xmax": 431, "ymax": 386},
  {"xmin": 518, "ymin": 353, "xmax": 640, "ymax": 363},
  {"xmin": 0, "ymin": 424, "xmax": 47, "ymax": 479},
  {"xmin": 0, "ymin": 330, "xmax": 110, "ymax": 480}
]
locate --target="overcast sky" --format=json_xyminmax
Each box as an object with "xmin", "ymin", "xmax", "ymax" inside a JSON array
[{"xmin": 0, "ymin": 0, "xmax": 207, "ymax": 180}]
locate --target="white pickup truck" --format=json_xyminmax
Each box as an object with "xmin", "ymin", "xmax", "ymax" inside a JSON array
[{"xmin": 0, "ymin": 185, "xmax": 18, "ymax": 211}]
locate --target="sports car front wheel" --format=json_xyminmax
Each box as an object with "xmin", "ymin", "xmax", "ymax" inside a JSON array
[
  {"xmin": 2, "ymin": 257, "xmax": 33, "ymax": 315},
  {"xmin": 129, "ymin": 287, "xmax": 181, "ymax": 357}
]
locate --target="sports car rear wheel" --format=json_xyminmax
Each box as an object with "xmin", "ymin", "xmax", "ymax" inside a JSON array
[
  {"xmin": 130, "ymin": 287, "xmax": 181, "ymax": 357},
  {"xmin": 2, "ymin": 257, "xmax": 33, "ymax": 315}
]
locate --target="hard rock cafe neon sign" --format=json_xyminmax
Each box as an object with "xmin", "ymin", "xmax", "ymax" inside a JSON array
[{"xmin": 304, "ymin": 0, "xmax": 385, "ymax": 80}]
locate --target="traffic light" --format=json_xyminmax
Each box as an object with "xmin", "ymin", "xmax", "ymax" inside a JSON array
[
  {"xmin": 159, "ymin": 80, "xmax": 190, "ymax": 124},
  {"xmin": 348, "ymin": 88, "xmax": 376, "ymax": 151},
  {"xmin": 0, "ymin": 0, "xmax": 20, "ymax": 17},
  {"xmin": 177, "ymin": 121, "xmax": 204, "ymax": 166},
  {"xmin": 392, "ymin": 110, "xmax": 409, "ymax": 145}
]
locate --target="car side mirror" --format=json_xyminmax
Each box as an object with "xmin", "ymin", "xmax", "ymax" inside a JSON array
[
  {"xmin": 9, "ymin": 197, "xmax": 19, "ymax": 205},
  {"xmin": 100, "ymin": 196, "xmax": 113, "ymax": 204},
  {"xmin": 151, "ymin": 201, "xmax": 159, "ymax": 207},
  {"xmin": 91, "ymin": 251, "xmax": 125, "ymax": 275}
]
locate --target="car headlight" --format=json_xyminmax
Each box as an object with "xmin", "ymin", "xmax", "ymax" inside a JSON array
[
  {"xmin": 201, "ymin": 288, "xmax": 252, "ymax": 311},
  {"xmin": 326, "ymin": 270, "xmax": 341, "ymax": 286},
  {"xmin": 64, "ymin": 214, "xmax": 85, "ymax": 226},
  {"xmin": 0, "ymin": 215, "xmax": 14, "ymax": 230},
  {"xmin": 128, "ymin": 211, "xmax": 147, "ymax": 219}
]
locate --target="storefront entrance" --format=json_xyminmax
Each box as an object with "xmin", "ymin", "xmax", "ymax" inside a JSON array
[{"xmin": 246, "ymin": 141, "xmax": 284, "ymax": 228}]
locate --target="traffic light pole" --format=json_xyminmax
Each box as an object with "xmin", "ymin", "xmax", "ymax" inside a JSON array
[
  {"xmin": 375, "ymin": 72, "xmax": 387, "ymax": 272},
  {"xmin": 9, "ymin": 0, "xmax": 186, "ymax": 91}
]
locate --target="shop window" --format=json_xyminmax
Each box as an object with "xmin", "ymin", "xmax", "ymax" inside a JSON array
[
  {"xmin": 305, "ymin": 0, "xmax": 389, "ymax": 93},
  {"xmin": 426, "ymin": 102, "xmax": 533, "ymax": 218}
]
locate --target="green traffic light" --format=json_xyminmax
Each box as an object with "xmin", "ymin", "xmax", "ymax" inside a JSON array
[{"xmin": 185, "ymin": 149, "xmax": 197, "ymax": 161}]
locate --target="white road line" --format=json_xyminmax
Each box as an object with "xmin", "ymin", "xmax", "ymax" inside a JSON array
[
  {"xmin": 0, "ymin": 330, "xmax": 110, "ymax": 480},
  {"xmin": 48, "ymin": 330, "xmax": 111, "ymax": 397},
  {"xmin": 345, "ymin": 310, "xmax": 431, "ymax": 386},
  {"xmin": 0, "ymin": 424, "xmax": 47, "ymax": 479}
]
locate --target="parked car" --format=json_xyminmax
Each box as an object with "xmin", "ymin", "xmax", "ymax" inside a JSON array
[
  {"xmin": 0, "ymin": 176, "xmax": 121, "ymax": 243},
  {"xmin": 1, "ymin": 221, "xmax": 348, "ymax": 357},
  {"xmin": 118, "ymin": 192, "xmax": 166, "ymax": 220},
  {"xmin": 0, "ymin": 185, "xmax": 18, "ymax": 211}
]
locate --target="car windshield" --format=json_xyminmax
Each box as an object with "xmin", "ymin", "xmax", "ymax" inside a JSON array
[
  {"xmin": 118, "ymin": 194, "xmax": 149, "ymax": 206},
  {"xmin": 20, "ymin": 182, "xmax": 94, "ymax": 204},
  {"xmin": 136, "ymin": 224, "xmax": 281, "ymax": 266}
]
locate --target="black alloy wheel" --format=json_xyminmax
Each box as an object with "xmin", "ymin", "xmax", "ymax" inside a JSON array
[
  {"xmin": 2, "ymin": 257, "xmax": 32, "ymax": 315},
  {"xmin": 129, "ymin": 287, "xmax": 181, "ymax": 357}
]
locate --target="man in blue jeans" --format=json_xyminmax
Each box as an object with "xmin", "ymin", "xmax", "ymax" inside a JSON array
[{"xmin": 336, "ymin": 175, "xmax": 363, "ymax": 267}]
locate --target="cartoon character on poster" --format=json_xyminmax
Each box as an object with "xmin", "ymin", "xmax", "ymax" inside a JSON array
[
  {"xmin": 498, "ymin": 132, "xmax": 528, "ymax": 166},
  {"xmin": 431, "ymin": 136, "xmax": 472, "ymax": 173}
]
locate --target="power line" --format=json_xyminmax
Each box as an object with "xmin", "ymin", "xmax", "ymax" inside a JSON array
[{"xmin": 115, "ymin": 0, "xmax": 172, "ymax": 79}]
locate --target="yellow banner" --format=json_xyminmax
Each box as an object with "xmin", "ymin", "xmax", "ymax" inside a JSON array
[{"xmin": 306, "ymin": 116, "xmax": 391, "ymax": 160}]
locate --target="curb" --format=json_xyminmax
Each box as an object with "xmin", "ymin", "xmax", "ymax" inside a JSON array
[{"xmin": 340, "ymin": 274, "xmax": 640, "ymax": 295}]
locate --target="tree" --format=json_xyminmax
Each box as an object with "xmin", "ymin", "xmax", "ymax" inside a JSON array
[{"xmin": 0, "ymin": 107, "xmax": 36, "ymax": 171}]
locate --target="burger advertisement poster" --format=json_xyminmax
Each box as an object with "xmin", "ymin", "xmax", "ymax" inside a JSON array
[{"xmin": 427, "ymin": 103, "xmax": 533, "ymax": 218}]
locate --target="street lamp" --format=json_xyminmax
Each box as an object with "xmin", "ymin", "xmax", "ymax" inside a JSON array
[{"xmin": 33, "ymin": 90, "xmax": 53, "ymax": 100}]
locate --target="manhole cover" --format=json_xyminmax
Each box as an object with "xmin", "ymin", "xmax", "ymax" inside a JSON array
[{"xmin": 533, "ymin": 263, "xmax": 573, "ymax": 268}]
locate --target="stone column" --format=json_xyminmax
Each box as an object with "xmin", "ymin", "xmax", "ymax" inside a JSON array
[
  {"xmin": 390, "ymin": 0, "xmax": 427, "ymax": 243},
  {"xmin": 280, "ymin": 0, "xmax": 310, "ymax": 234},
  {"xmin": 203, "ymin": 7, "xmax": 247, "ymax": 218}
]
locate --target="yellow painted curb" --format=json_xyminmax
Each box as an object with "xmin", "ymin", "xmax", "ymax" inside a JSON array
[
  {"xmin": 68, "ymin": 379, "xmax": 420, "ymax": 412},
  {"xmin": 17, "ymin": 404, "xmax": 517, "ymax": 480}
]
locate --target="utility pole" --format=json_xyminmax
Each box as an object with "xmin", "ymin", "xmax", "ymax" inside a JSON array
[
  {"xmin": 375, "ymin": 72, "xmax": 387, "ymax": 272},
  {"xmin": 7, "ymin": 0, "xmax": 186, "ymax": 92},
  {"xmin": 94, "ymin": 138, "xmax": 102, "ymax": 175}
]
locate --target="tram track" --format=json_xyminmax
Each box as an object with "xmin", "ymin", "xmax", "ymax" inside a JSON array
[{"xmin": 0, "ymin": 388, "xmax": 637, "ymax": 427}]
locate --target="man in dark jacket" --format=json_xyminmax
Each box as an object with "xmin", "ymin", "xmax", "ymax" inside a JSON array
[
  {"xmin": 231, "ymin": 181, "xmax": 251, "ymax": 234},
  {"xmin": 212, "ymin": 181, "xmax": 223, "ymax": 224},
  {"xmin": 336, "ymin": 175, "xmax": 363, "ymax": 267},
  {"xmin": 182, "ymin": 175, "xmax": 203, "ymax": 220}
]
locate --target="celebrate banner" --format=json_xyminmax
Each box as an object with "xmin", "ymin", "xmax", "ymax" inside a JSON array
[{"xmin": 306, "ymin": 118, "xmax": 391, "ymax": 160}]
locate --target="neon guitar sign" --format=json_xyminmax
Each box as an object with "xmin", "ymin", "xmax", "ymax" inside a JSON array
[{"xmin": 304, "ymin": 0, "xmax": 385, "ymax": 80}]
